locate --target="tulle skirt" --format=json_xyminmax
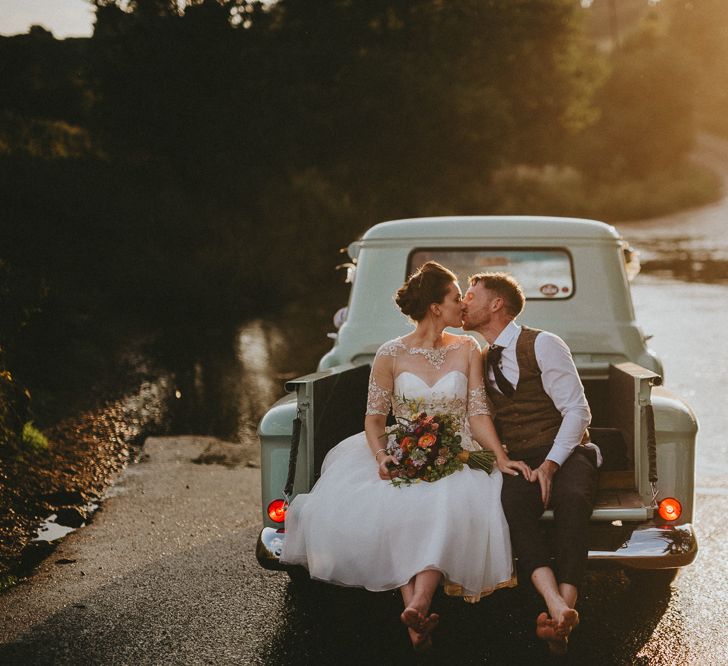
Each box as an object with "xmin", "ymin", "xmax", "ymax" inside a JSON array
[{"xmin": 280, "ymin": 431, "xmax": 516, "ymax": 601}]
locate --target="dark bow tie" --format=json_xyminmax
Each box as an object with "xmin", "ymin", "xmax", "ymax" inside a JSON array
[{"xmin": 487, "ymin": 344, "xmax": 515, "ymax": 397}]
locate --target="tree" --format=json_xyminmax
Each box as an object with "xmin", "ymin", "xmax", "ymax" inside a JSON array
[
  {"xmin": 667, "ymin": 0, "xmax": 728, "ymax": 137},
  {"xmin": 576, "ymin": 12, "xmax": 696, "ymax": 177}
]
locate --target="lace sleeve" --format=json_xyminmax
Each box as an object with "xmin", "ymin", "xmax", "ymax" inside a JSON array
[
  {"xmin": 467, "ymin": 385, "xmax": 493, "ymax": 417},
  {"xmin": 366, "ymin": 375, "xmax": 392, "ymax": 415},
  {"xmin": 364, "ymin": 340, "xmax": 398, "ymax": 416},
  {"xmin": 465, "ymin": 337, "xmax": 492, "ymax": 416}
]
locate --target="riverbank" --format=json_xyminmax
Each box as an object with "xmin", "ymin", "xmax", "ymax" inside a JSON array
[
  {"xmin": 0, "ymin": 390, "xmax": 167, "ymax": 588},
  {"xmin": 0, "ymin": 304, "xmax": 331, "ymax": 589}
]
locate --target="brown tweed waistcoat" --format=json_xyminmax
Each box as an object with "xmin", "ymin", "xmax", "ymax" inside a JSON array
[{"xmin": 484, "ymin": 326, "xmax": 588, "ymax": 455}]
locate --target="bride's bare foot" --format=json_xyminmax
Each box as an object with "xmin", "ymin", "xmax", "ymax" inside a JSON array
[
  {"xmin": 536, "ymin": 612, "xmax": 570, "ymax": 656},
  {"xmin": 406, "ymin": 613, "xmax": 439, "ymax": 652},
  {"xmin": 407, "ymin": 628, "xmax": 432, "ymax": 653},
  {"xmin": 420, "ymin": 612, "xmax": 440, "ymax": 635},
  {"xmin": 401, "ymin": 606, "xmax": 425, "ymax": 632}
]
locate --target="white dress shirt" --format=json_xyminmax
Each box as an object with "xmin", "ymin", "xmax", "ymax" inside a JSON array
[{"xmin": 487, "ymin": 320, "xmax": 601, "ymax": 467}]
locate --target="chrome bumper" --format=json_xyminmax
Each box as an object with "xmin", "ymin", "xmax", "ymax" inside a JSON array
[
  {"xmin": 256, "ymin": 523, "xmax": 698, "ymax": 572},
  {"xmin": 256, "ymin": 527, "xmax": 289, "ymax": 570},
  {"xmin": 588, "ymin": 524, "xmax": 698, "ymax": 569}
]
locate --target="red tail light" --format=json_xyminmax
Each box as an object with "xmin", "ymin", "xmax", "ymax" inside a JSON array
[
  {"xmin": 267, "ymin": 499, "xmax": 287, "ymax": 523},
  {"xmin": 658, "ymin": 497, "xmax": 682, "ymax": 522}
]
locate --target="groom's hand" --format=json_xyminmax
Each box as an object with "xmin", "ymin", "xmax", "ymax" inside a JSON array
[{"xmin": 531, "ymin": 460, "xmax": 559, "ymax": 507}]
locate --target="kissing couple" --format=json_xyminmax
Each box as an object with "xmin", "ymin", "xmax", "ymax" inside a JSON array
[{"xmin": 280, "ymin": 261, "xmax": 599, "ymax": 655}]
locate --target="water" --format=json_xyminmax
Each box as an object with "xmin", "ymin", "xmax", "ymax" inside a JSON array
[
  {"xmin": 32, "ymin": 518, "xmax": 76, "ymax": 543},
  {"xmin": 151, "ymin": 305, "xmax": 342, "ymax": 446},
  {"xmin": 44, "ymin": 300, "xmax": 346, "ymax": 451}
]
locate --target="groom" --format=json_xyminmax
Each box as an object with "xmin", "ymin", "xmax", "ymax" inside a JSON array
[{"xmin": 462, "ymin": 272, "xmax": 599, "ymax": 654}]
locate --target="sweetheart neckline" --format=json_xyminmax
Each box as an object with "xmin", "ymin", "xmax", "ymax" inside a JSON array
[{"xmin": 394, "ymin": 370, "xmax": 467, "ymax": 390}]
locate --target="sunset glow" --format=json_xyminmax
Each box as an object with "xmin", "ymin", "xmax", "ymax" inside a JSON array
[{"xmin": 0, "ymin": 0, "xmax": 94, "ymax": 38}]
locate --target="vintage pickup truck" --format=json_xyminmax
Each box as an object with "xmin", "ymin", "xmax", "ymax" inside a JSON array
[{"xmin": 255, "ymin": 216, "xmax": 698, "ymax": 582}]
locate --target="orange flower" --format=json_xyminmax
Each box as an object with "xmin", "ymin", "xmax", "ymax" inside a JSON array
[
  {"xmin": 418, "ymin": 433, "xmax": 437, "ymax": 449},
  {"xmin": 401, "ymin": 436, "xmax": 417, "ymax": 452}
]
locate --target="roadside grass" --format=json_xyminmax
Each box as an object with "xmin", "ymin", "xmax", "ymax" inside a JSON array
[
  {"xmin": 485, "ymin": 160, "xmax": 723, "ymax": 222},
  {"xmin": 21, "ymin": 422, "xmax": 48, "ymax": 454},
  {"xmin": 0, "ymin": 400, "xmax": 150, "ymax": 583},
  {"xmin": 0, "ymin": 574, "xmax": 18, "ymax": 594}
]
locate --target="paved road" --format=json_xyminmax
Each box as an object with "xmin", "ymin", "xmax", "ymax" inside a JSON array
[{"xmin": 3, "ymin": 136, "xmax": 728, "ymax": 664}]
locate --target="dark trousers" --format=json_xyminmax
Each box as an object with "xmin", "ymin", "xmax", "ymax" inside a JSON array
[{"xmin": 501, "ymin": 446, "xmax": 598, "ymax": 587}]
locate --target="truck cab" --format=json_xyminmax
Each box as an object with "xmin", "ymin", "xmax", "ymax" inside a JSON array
[{"xmin": 256, "ymin": 216, "xmax": 698, "ymax": 577}]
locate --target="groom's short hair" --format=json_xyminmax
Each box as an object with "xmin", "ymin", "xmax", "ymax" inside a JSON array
[{"xmin": 469, "ymin": 272, "xmax": 525, "ymax": 317}]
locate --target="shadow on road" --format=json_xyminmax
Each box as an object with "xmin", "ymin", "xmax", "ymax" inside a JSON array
[
  {"xmin": 0, "ymin": 536, "xmax": 676, "ymax": 666},
  {"xmin": 260, "ymin": 568, "xmax": 674, "ymax": 665}
]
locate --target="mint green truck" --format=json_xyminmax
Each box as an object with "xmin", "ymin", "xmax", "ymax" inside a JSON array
[{"xmin": 256, "ymin": 216, "xmax": 698, "ymax": 582}]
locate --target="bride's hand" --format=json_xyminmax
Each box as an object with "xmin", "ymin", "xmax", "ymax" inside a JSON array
[
  {"xmin": 378, "ymin": 454, "xmax": 398, "ymax": 480},
  {"xmin": 497, "ymin": 457, "xmax": 531, "ymax": 478}
]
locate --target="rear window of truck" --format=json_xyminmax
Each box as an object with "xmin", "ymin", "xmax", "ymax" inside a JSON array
[{"xmin": 407, "ymin": 248, "xmax": 574, "ymax": 300}]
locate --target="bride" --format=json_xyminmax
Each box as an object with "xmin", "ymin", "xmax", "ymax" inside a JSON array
[{"xmin": 281, "ymin": 261, "xmax": 530, "ymax": 650}]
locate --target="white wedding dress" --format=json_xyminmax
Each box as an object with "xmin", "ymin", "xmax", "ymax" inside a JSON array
[{"xmin": 280, "ymin": 335, "xmax": 515, "ymax": 601}]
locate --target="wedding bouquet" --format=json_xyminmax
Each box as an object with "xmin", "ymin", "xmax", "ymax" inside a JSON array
[{"xmin": 384, "ymin": 399, "xmax": 496, "ymax": 487}]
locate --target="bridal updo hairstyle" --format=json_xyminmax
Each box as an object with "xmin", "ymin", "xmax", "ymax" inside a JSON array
[{"xmin": 395, "ymin": 261, "xmax": 458, "ymax": 321}]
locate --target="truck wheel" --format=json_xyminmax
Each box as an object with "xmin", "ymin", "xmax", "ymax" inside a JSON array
[{"xmin": 624, "ymin": 567, "xmax": 678, "ymax": 588}]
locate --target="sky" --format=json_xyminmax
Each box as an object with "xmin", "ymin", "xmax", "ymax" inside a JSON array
[{"xmin": 0, "ymin": 0, "xmax": 95, "ymax": 38}]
